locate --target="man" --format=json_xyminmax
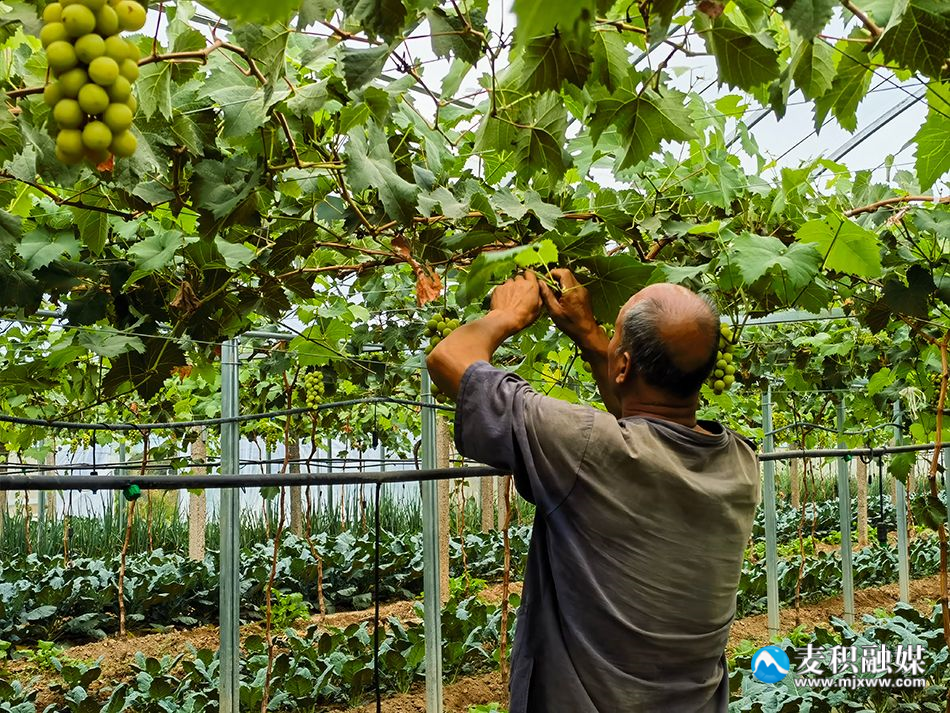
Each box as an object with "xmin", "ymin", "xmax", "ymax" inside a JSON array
[{"xmin": 426, "ymin": 270, "xmax": 760, "ymax": 713}]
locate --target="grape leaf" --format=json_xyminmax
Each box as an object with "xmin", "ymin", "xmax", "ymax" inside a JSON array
[
  {"xmin": 776, "ymin": 0, "xmax": 836, "ymax": 39},
  {"xmin": 515, "ymin": 92, "xmax": 570, "ymax": 179},
  {"xmin": 514, "ymin": 239, "xmax": 559, "ymax": 267},
  {"xmin": 519, "ymin": 33, "xmax": 592, "ymax": 93},
  {"xmin": 589, "ymin": 88, "xmax": 697, "ymax": 170},
  {"xmin": 0, "ymin": 210, "xmax": 22, "ymax": 252},
  {"xmin": 346, "ymin": 124, "xmax": 419, "ymax": 224},
  {"xmin": 696, "ymin": 12, "xmax": 781, "ymax": 90},
  {"xmin": 590, "ymin": 30, "xmax": 634, "ymax": 92},
  {"xmin": 290, "ymin": 321, "xmax": 352, "ymax": 366},
  {"xmin": 196, "ymin": 0, "xmax": 302, "ymax": 25},
  {"xmin": 790, "ymin": 37, "xmax": 835, "ymax": 100},
  {"xmin": 342, "ymin": 45, "xmax": 391, "ymax": 90},
  {"xmin": 875, "ymin": 0, "xmax": 950, "ymax": 79},
  {"xmin": 882, "ymin": 264, "xmax": 935, "ymax": 318},
  {"xmin": 914, "ymin": 81, "xmax": 950, "ymax": 191},
  {"xmin": 128, "ymin": 229, "xmax": 189, "ymax": 273},
  {"xmin": 428, "ymin": 8, "xmax": 482, "ymax": 65},
  {"xmin": 577, "ymin": 255, "xmax": 655, "ymax": 323},
  {"xmin": 340, "ymin": 0, "xmax": 407, "ymax": 42},
  {"xmin": 17, "ymin": 229, "xmax": 80, "ymax": 271},
  {"xmin": 729, "ymin": 232, "xmax": 822, "ymax": 289},
  {"xmin": 796, "ymin": 213, "xmax": 882, "ymax": 278},
  {"xmin": 70, "ymin": 204, "xmax": 109, "ymax": 257},
  {"xmin": 513, "ymin": 0, "xmax": 593, "ymax": 46},
  {"xmin": 137, "ymin": 62, "xmax": 174, "ymax": 120},
  {"xmin": 812, "ymin": 36, "xmax": 872, "ymax": 132}
]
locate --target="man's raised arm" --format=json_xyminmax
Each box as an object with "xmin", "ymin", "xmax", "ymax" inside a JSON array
[
  {"xmin": 539, "ymin": 269, "xmax": 622, "ymax": 418},
  {"xmin": 426, "ymin": 272, "xmax": 542, "ymax": 399}
]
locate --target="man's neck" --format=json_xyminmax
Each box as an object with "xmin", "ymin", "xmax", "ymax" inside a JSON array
[{"xmin": 618, "ymin": 386, "xmax": 701, "ymax": 430}]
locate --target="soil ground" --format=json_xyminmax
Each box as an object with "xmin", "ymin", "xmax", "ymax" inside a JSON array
[{"xmin": 7, "ymin": 577, "xmax": 944, "ymax": 712}]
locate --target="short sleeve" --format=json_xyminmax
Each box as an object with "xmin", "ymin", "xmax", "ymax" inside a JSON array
[{"xmin": 454, "ymin": 361, "xmax": 596, "ymax": 514}]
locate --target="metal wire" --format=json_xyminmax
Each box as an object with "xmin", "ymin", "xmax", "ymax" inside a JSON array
[
  {"xmin": 0, "ymin": 441, "xmax": 939, "ymax": 490},
  {"xmin": 766, "ymin": 421, "xmax": 902, "ymax": 438},
  {"xmin": 0, "ymin": 396, "xmax": 451, "ymax": 432}
]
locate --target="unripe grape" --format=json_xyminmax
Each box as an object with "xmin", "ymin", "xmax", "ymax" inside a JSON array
[
  {"xmin": 104, "ymin": 34, "xmax": 129, "ymax": 61},
  {"xmin": 58, "ymin": 67, "xmax": 88, "ymax": 97},
  {"xmin": 82, "ymin": 0, "xmax": 107, "ymax": 10},
  {"xmin": 723, "ymin": 375, "xmax": 735, "ymax": 387},
  {"xmin": 53, "ymin": 99, "xmax": 84, "ymax": 128},
  {"xmin": 75, "ymin": 33, "xmax": 106, "ymax": 63},
  {"xmin": 124, "ymin": 39, "xmax": 140, "ymax": 61},
  {"xmin": 713, "ymin": 379, "xmax": 725, "ymax": 391},
  {"xmin": 57, "ymin": 128, "xmax": 84, "ymax": 156},
  {"xmin": 40, "ymin": 22, "xmax": 69, "ymax": 47},
  {"xmin": 106, "ymin": 75, "xmax": 132, "ymax": 101},
  {"xmin": 115, "ymin": 0, "xmax": 146, "ymax": 31},
  {"xmin": 46, "ymin": 40, "xmax": 78, "ymax": 72},
  {"xmin": 82, "ymin": 121, "xmax": 112, "ymax": 151},
  {"xmin": 103, "ymin": 103, "xmax": 133, "ymax": 132},
  {"xmin": 61, "ymin": 4, "xmax": 96, "ymax": 36},
  {"xmin": 110, "ymin": 129, "xmax": 136, "ymax": 157},
  {"xmin": 95, "ymin": 4, "xmax": 119, "ymax": 34},
  {"xmin": 125, "ymin": 93, "xmax": 137, "ymax": 113},
  {"xmin": 43, "ymin": 82, "xmax": 64, "ymax": 107},
  {"xmin": 43, "ymin": 3, "xmax": 64, "ymax": 23},
  {"xmin": 88, "ymin": 56, "xmax": 119, "ymax": 85},
  {"xmin": 118, "ymin": 58, "xmax": 139, "ymax": 81},
  {"xmin": 78, "ymin": 83, "xmax": 110, "ymax": 114}
]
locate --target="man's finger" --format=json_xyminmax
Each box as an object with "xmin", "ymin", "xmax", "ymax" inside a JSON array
[
  {"xmin": 538, "ymin": 280, "xmax": 562, "ymax": 313},
  {"xmin": 548, "ymin": 268, "xmax": 575, "ymax": 285}
]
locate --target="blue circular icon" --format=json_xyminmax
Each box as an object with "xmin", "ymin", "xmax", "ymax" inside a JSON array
[{"xmin": 751, "ymin": 645, "xmax": 791, "ymax": 683}]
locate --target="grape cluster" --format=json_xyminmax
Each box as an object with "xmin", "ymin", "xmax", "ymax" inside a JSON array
[
  {"xmin": 423, "ymin": 313, "xmax": 460, "ymax": 355},
  {"xmin": 40, "ymin": 0, "xmax": 146, "ymax": 166},
  {"xmin": 424, "ymin": 312, "xmax": 459, "ymax": 403},
  {"xmin": 710, "ymin": 325, "xmax": 739, "ymax": 395},
  {"xmin": 302, "ymin": 370, "xmax": 325, "ymax": 410}
]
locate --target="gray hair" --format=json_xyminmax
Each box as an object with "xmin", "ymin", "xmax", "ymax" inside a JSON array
[{"xmin": 618, "ymin": 295, "xmax": 720, "ymax": 398}]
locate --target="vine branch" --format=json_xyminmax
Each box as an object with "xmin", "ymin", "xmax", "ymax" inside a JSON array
[
  {"xmin": 845, "ymin": 195, "xmax": 950, "ymax": 217},
  {"xmin": 841, "ymin": 0, "xmax": 883, "ymax": 39}
]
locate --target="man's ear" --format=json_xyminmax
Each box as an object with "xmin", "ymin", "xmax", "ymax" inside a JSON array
[{"xmin": 616, "ymin": 350, "xmax": 633, "ymax": 385}]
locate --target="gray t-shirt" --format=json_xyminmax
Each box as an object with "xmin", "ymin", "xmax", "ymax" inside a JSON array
[{"xmin": 454, "ymin": 362, "xmax": 760, "ymax": 713}]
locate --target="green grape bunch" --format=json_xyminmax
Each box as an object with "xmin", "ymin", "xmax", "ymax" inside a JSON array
[
  {"xmin": 40, "ymin": 0, "xmax": 146, "ymax": 166},
  {"xmin": 301, "ymin": 370, "xmax": 325, "ymax": 410},
  {"xmin": 709, "ymin": 324, "xmax": 740, "ymax": 396},
  {"xmin": 424, "ymin": 311, "xmax": 460, "ymax": 404}
]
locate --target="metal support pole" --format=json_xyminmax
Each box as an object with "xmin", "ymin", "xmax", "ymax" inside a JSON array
[
  {"xmin": 893, "ymin": 403, "xmax": 911, "ymax": 603},
  {"xmin": 761, "ymin": 387, "xmax": 780, "ymax": 637},
  {"xmin": 219, "ymin": 339, "xmax": 241, "ymax": 712},
  {"xmin": 421, "ymin": 368, "xmax": 444, "ymax": 713},
  {"xmin": 944, "ymin": 449, "xmax": 950, "ymax": 533},
  {"xmin": 117, "ymin": 440, "xmax": 126, "ymax": 527},
  {"xmin": 37, "ymin": 487, "xmax": 45, "ymax": 552},
  {"xmin": 836, "ymin": 401, "xmax": 855, "ymax": 624}
]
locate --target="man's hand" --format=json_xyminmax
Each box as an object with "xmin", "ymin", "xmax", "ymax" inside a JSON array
[
  {"xmin": 540, "ymin": 269, "xmax": 621, "ymax": 418},
  {"xmin": 426, "ymin": 272, "xmax": 541, "ymax": 400},
  {"xmin": 491, "ymin": 271, "xmax": 543, "ymax": 334},
  {"xmin": 538, "ymin": 269, "xmax": 603, "ymax": 349}
]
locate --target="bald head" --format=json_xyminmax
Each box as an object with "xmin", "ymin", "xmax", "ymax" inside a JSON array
[{"xmin": 617, "ymin": 284, "xmax": 719, "ymax": 398}]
